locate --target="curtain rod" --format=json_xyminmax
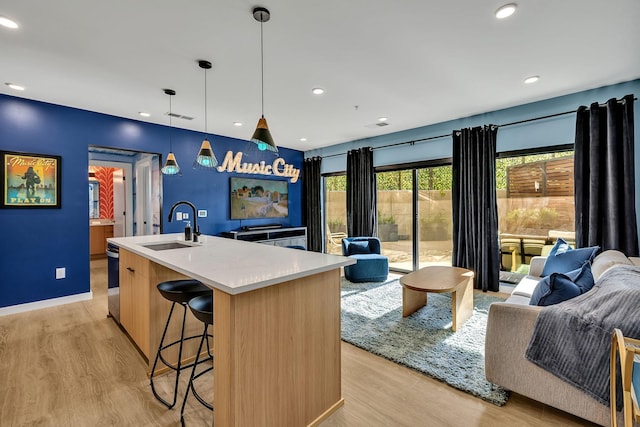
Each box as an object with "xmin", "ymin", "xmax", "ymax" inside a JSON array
[
  {"xmin": 498, "ymin": 96, "xmax": 637, "ymax": 129},
  {"xmin": 316, "ymin": 96, "xmax": 636, "ymax": 159},
  {"xmin": 320, "ymin": 132, "xmax": 451, "ymax": 159}
]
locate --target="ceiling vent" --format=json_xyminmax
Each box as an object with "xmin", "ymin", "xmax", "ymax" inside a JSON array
[
  {"xmin": 166, "ymin": 112, "xmax": 194, "ymax": 120},
  {"xmin": 365, "ymin": 122, "xmax": 390, "ymax": 128}
]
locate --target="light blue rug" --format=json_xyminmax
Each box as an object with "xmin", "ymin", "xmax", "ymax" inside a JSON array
[{"xmin": 341, "ymin": 275, "xmax": 509, "ymax": 406}]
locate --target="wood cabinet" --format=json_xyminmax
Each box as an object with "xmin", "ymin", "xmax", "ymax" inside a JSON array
[
  {"xmin": 118, "ymin": 248, "xmax": 204, "ymax": 369},
  {"xmin": 119, "ymin": 249, "xmax": 150, "ymax": 356},
  {"xmin": 90, "ymin": 224, "xmax": 113, "ymax": 257}
]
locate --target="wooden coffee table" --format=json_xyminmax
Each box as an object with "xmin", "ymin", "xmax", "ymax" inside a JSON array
[{"xmin": 400, "ymin": 266, "xmax": 475, "ymax": 331}]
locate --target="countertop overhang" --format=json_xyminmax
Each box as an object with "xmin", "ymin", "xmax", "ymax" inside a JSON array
[{"xmin": 108, "ymin": 234, "xmax": 355, "ymax": 295}]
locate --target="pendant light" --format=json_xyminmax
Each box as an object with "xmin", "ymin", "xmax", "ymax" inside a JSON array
[
  {"xmin": 194, "ymin": 60, "xmax": 218, "ymax": 169},
  {"xmin": 250, "ymin": 6, "xmax": 278, "ymax": 155},
  {"xmin": 161, "ymin": 89, "xmax": 180, "ymax": 175}
]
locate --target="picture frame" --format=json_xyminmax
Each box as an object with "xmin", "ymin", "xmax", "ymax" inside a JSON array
[
  {"xmin": 0, "ymin": 150, "xmax": 62, "ymax": 208},
  {"xmin": 230, "ymin": 176, "xmax": 288, "ymax": 220}
]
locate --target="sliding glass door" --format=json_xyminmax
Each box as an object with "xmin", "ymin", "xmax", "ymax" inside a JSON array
[
  {"xmin": 324, "ymin": 175, "xmax": 347, "ymax": 255},
  {"xmin": 376, "ymin": 171, "xmax": 414, "ymax": 270},
  {"xmin": 376, "ymin": 165, "xmax": 453, "ymax": 272},
  {"xmin": 497, "ymin": 150, "xmax": 575, "ymax": 273},
  {"xmin": 417, "ymin": 165, "xmax": 453, "ymax": 269}
]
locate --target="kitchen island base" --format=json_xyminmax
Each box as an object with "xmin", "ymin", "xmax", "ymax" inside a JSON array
[{"xmin": 214, "ymin": 268, "xmax": 342, "ymax": 426}]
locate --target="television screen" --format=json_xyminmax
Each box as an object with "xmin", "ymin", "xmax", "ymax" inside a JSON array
[{"xmin": 230, "ymin": 177, "xmax": 289, "ymax": 220}]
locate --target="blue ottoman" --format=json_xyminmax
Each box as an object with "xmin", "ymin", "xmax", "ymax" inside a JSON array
[{"xmin": 345, "ymin": 254, "xmax": 389, "ymax": 283}]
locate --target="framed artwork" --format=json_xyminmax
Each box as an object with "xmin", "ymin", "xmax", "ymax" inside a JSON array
[
  {"xmin": 230, "ymin": 177, "xmax": 288, "ymax": 219},
  {"xmin": 1, "ymin": 150, "xmax": 62, "ymax": 208}
]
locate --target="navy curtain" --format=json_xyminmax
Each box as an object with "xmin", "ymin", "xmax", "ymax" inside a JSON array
[
  {"xmin": 452, "ymin": 126, "xmax": 500, "ymax": 292},
  {"xmin": 346, "ymin": 147, "xmax": 377, "ymax": 237},
  {"xmin": 303, "ymin": 157, "xmax": 323, "ymax": 252},
  {"xmin": 575, "ymin": 94, "xmax": 638, "ymax": 256}
]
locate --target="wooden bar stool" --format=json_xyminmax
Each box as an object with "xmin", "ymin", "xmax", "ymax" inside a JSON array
[
  {"xmin": 150, "ymin": 279, "xmax": 211, "ymax": 409},
  {"xmin": 180, "ymin": 294, "xmax": 214, "ymax": 426}
]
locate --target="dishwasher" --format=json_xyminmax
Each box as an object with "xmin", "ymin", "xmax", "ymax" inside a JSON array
[{"xmin": 106, "ymin": 243, "xmax": 120, "ymax": 324}]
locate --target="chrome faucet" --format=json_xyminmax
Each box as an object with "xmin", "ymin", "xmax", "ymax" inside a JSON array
[{"xmin": 168, "ymin": 200, "xmax": 200, "ymax": 242}]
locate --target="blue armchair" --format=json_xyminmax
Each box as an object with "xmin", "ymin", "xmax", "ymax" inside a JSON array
[{"xmin": 341, "ymin": 237, "xmax": 389, "ymax": 283}]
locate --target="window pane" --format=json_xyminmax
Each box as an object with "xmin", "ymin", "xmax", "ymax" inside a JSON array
[
  {"xmin": 417, "ymin": 166, "xmax": 453, "ymax": 268},
  {"xmin": 324, "ymin": 175, "xmax": 347, "ymax": 254},
  {"xmin": 497, "ymin": 151, "xmax": 575, "ymax": 273},
  {"xmin": 377, "ymin": 171, "xmax": 413, "ymax": 270}
]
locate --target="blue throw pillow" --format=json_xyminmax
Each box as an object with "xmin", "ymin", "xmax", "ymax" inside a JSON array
[
  {"xmin": 530, "ymin": 262, "xmax": 595, "ymax": 306},
  {"xmin": 348, "ymin": 241, "xmax": 371, "ymax": 255},
  {"xmin": 566, "ymin": 262, "xmax": 596, "ymax": 293},
  {"xmin": 547, "ymin": 238, "xmax": 572, "ymax": 257},
  {"xmin": 530, "ymin": 273, "xmax": 581, "ymax": 306},
  {"xmin": 541, "ymin": 245, "xmax": 599, "ymax": 276}
]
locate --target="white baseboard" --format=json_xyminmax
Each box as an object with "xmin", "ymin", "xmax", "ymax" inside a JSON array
[{"xmin": 0, "ymin": 291, "xmax": 94, "ymax": 316}]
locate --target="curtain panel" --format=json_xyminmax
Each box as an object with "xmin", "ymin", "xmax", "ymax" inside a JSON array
[
  {"xmin": 452, "ymin": 126, "xmax": 500, "ymax": 292},
  {"xmin": 346, "ymin": 147, "xmax": 377, "ymax": 237},
  {"xmin": 303, "ymin": 156, "xmax": 323, "ymax": 252},
  {"xmin": 574, "ymin": 94, "xmax": 638, "ymax": 256}
]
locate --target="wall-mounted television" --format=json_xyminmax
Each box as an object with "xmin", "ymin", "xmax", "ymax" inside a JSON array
[{"xmin": 230, "ymin": 177, "xmax": 289, "ymax": 220}]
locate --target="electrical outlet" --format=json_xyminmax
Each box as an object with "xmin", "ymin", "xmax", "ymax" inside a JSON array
[
  {"xmin": 198, "ymin": 210, "xmax": 207, "ymax": 218},
  {"xmin": 56, "ymin": 267, "xmax": 66, "ymax": 279},
  {"xmin": 176, "ymin": 212, "xmax": 183, "ymax": 221}
]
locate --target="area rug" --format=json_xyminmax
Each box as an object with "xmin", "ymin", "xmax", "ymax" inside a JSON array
[{"xmin": 341, "ymin": 275, "xmax": 509, "ymax": 406}]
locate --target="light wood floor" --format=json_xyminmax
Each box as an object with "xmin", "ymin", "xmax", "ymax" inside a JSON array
[{"xmin": 0, "ymin": 259, "xmax": 596, "ymax": 426}]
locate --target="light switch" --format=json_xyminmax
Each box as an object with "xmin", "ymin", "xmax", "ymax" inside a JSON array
[
  {"xmin": 56, "ymin": 267, "xmax": 66, "ymax": 279},
  {"xmin": 176, "ymin": 212, "xmax": 183, "ymax": 221},
  {"xmin": 183, "ymin": 213, "xmax": 189, "ymax": 219}
]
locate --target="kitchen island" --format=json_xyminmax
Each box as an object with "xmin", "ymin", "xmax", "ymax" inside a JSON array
[{"xmin": 108, "ymin": 233, "xmax": 354, "ymax": 427}]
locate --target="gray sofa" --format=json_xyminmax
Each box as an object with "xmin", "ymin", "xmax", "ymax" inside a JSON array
[{"xmin": 485, "ymin": 249, "xmax": 639, "ymax": 426}]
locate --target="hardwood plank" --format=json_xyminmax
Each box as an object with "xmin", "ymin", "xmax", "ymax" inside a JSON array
[{"xmin": 0, "ymin": 259, "xmax": 599, "ymax": 426}]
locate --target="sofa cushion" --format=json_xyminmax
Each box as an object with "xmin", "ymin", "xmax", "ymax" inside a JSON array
[
  {"xmin": 541, "ymin": 245, "xmax": 599, "ymax": 277},
  {"xmin": 512, "ymin": 276, "xmax": 542, "ymax": 298},
  {"xmin": 347, "ymin": 240, "xmax": 371, "ymax": 254},
  {"xmin": 530, "ymin": 263, "xmax": 595, "ymax": 306},
  {"xmin": 591, "ymin": 249, "xmax": 633, "ymax": 280}
]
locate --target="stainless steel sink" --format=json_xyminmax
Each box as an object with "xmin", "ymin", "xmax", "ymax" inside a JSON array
[{"xmin": 142, "ymin": 242, "xmax": 195, "ymax": 251}]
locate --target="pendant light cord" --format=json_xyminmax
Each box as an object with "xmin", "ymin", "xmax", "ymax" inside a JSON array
[
  {"xmin": 204, "ymin": 67, "xmax": 208, "ymax": 136},
  {"xmin": 169, "ymin": 94, "xmax": 173, "ymax": 151},
  {"xmin": 260, "ymin": 18, "xmax": 264, "ymax": 118}
]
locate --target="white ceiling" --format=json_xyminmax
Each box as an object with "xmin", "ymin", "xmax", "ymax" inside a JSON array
[{"xmin": 1, "ymin": 0, "xmax": 639, "ymax": 152}]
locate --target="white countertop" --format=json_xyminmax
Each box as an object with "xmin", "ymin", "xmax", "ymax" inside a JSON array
[
  {"xmin": 107, "ymin": 233, "xmax": 355, "ymax": 295},
  {"xmin": 90, "ymin": 219, "xmax": 115, "ymax": 227}
]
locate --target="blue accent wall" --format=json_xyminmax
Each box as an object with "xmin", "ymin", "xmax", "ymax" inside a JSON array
[{"xmin": 0, "ymin": 95, "xmax": 303, "ymax": 308}]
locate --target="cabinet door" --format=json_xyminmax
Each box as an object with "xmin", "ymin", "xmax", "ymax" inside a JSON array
[
  {"xmin": 90, "ymin": 227, "xmax": 104, "ymax": 255},
  {"xmin": 119, "ymin": 249, "xmax": 151, "ymax": 356},
  {"xmin": 103, "ymin": 225, "xmax": 114, "ymax": 253}
]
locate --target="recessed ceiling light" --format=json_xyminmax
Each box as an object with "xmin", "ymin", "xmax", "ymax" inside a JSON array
[
  {"xmin": 138, "ymin": 112, "xmax": 150, "ymax": 117},
  {"xmin": 233, "ymin": 122, "xmax": 243, "ymax": 127},
  {"xmin": 312, "ymin": 87, "xmax": 324, "ymax": 95},
  {"xmin": 5, "ymin": 82, "xmax": 25, "ymax": 91},
  {"xmin": 495, "ymin": 3, "xmax": 517, "ymax": 19},
  {"xmin": 0, "ymin": 16, "xmax": 19, "ymax": 29},
  {"xmin": 524, "ymin": 75, "xmax": 540, "ymax": 84},
  {"xmin": 300, "ymin": 138, "xmax": 307, "ymax": 142},
  {"xmin": 378, "ymin": 117, "xmax": 388, "ymax": 122}
]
